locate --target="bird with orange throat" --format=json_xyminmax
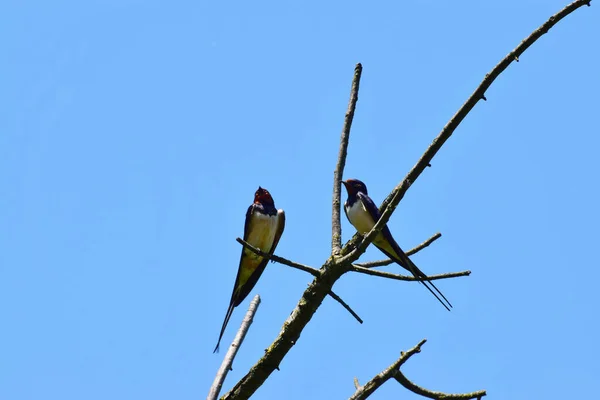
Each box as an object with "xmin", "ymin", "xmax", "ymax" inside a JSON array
[{"xmin": 214, "ymin": 187, "xmax": 285, "ymax": 353}]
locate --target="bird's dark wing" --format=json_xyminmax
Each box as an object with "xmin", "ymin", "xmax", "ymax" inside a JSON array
[
  {"xmin": 356, "ymin": 192, "xmax": 452, "ymax": 311},
  {"xmin": 269, "ymin": 209, "xmax": 285, "ymax": 256},
  {"xmin": 343, "ymin": 200, "xmax": 350, "ymax": 222},
  {"xmin": 356, "ymin": 191, "xmax": 382, "ymax": 219}
]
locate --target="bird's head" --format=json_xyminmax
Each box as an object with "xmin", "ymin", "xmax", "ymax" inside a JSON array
[
  {"xmin": 254, "ymin": 186, "xmax": 275, "ymax": 207},
  {"xmin": 341, "ymin": 179, "xmax": 368, "ymax": 196}
]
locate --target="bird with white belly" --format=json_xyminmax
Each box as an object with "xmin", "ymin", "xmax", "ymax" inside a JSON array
[
  {"xmin": 342, "ymin": 179, "xmax": 452, "ymax": 311},
  {"xmin": 213, "ymin": 187, "xmax": 285, "ymax": 353}
]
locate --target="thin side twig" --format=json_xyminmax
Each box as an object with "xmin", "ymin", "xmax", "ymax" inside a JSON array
[
  {"xmin": 236, "ymin": 238, "xmax": 319, "ymax": 277},
  {"xmin": 351, "ymin": 265, "xmax": 471, "ymax": 282},
  {"xmin": 236, "ymin": 238, "xmax": 363, "ymax": 324},
  {"xmin": 327, "ymin": 290, "xmax": 363, "ymax": 324},
  {"xmin": 207, "ymin": 295, "xmax": 261, "ymax": 400},
  {"xmin": 394, "ymin": 371, "xmax": 487, "ymax": 400},
  {"xmin": 348, "ymin": 339, "xmax": 427, "ymax": 400},
  {"xmin": 332, "ymin": 63, "xmax": 363, "ymax": 256},
  {"xmin": 355, "ymin": 232, "xmax": 442, "ymax": 268}
]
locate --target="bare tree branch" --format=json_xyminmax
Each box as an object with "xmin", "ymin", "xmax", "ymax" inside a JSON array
[
  {"xmin": 327, "ymin": 290, "xmax": 363, "ymax": 324},
  {"xmin": 208, "ymin": 295, "xmax": 261, "ymax": 400},
  {"xmin": 351, "ymin": 265, "xmax": 471, "ymax": 282},
  {"xmin": 349, "ymin": 339, "xmax": 486, "ymax": 400},
  {"xmin": 332, "ymin": 63, "xmax": 363, "ymax": 256},
  {"xmin": 236, "ymin": 238, "xmax": 363, "ymax": 324},
  {"xmin": 221, "ymin": 3, "xmax": 591, "ymax": 398},
  {"xmin": 348, "ymin": 339, "xmax": 427, "ymax": 400},
  {"xmin": 355, "ymin": 232, "xmax": 442, "ymax": 268},
  {"xmin": 394, "ymin": 371, "xmax": 487, "ymax": 400}
]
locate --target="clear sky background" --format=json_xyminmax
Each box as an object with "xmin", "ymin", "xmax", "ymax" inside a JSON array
[{"xmin": 1, "ymin": 1, "xmax": 599, "ymax": 399}]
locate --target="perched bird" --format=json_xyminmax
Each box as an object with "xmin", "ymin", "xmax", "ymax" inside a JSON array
[
  {"xmin": 341, "ymin": 179, "xmax": 452, "ymax": 311},
  {"xmin": 214, "ymin": 187, "xmax": 285, "ymax": 353}
]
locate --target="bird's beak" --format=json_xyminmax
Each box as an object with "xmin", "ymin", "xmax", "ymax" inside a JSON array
[{"xmin": 341, "ymin": 180, "xmax": 349, "ymax": 189}]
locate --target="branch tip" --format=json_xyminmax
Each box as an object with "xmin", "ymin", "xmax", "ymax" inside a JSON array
[
  {"xmin": 351, "ymin": 265, "xmax": 471, "ymax": 282},
  {"xmin": 395, "ymin": 369, "xmax": 487, "ymax": 399},
  {"xmin": 328, "ymin": 290, "xmax": 364, "ymax": 324},
  {"xmin": 331, "ymin": 62, "xmax": 363, "ymax": 256}
]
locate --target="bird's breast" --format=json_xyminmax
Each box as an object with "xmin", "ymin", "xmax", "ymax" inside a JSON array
[
  {"xmin": 245, "ymin": 211, "xmax": 279, "ymax": 255},
  {"xmin": 346, "ymin": 201, "xmax": 376, "ymax": 234}
]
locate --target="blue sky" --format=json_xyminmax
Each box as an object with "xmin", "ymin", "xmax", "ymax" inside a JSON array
[{"xmin": 1, "ymin": 1, "xmax": 598, "ymax": 399}]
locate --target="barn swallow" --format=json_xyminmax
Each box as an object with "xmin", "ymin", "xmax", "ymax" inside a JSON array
[
  {"xmin": 213, "ymin": 187, "xmax": 286, "ymax": 353},
  {"xmin": 342, "ymin": 179, "xmax": 452, "ymax": 311}
]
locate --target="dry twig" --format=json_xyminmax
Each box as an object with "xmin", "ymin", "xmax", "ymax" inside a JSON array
[
  {"xmin": 355, "ymin": 232, "xmax": 442, "ymax": 268},
  {"xmin": 332, "ymin": 64, "xmax": 363, "ymax": 256},
  {"xmin": 348, "ymin": 339, "xmax": 427, "ymax": 400},
  {"xmin": 394, "ymin": 371, "xmax": 487, "ymax": 400},
  {"xmin": 349, "ymin": 339, "xmax": 487, "ymax": 400},
  {"xmin": 207, "ymin": 295, "xmax": 261, "ymax": 400},
  {"xmin": 236, "ymin": 238, "xmax": 319, "ymax": 277},
  {"xmin": 351, "ymin": 265, "xmax": 471, "ymax": 282}
]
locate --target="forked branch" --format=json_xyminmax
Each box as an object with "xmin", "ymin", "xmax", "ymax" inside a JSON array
[
  {"xmin": 349, "ymin": 339, "xmax": 486, "ymax": 400},
  {"xmin": 349, "ymin": 339, "xmax": 426, "ymax": 400}
]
